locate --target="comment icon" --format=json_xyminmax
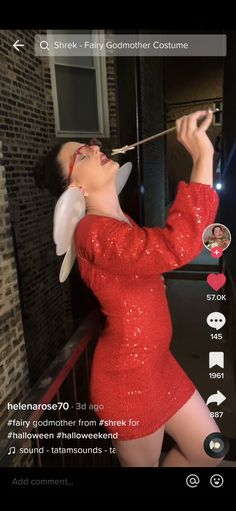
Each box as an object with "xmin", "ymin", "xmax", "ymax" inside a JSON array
[{"xmin": 206, "ymin": 312, "xmax": 226, "ymax": 331}]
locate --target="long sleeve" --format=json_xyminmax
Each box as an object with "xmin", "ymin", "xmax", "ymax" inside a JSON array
[{"xmin": 75, "ymin": 181, "xmax": 219, "ymax": 276}]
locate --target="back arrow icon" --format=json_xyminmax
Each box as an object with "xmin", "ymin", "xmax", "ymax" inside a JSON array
[
  {"xmin": 13, "ymin": 40, "xmax": 25, "ymax": 52},
  {"xmin": 206, "ymin": 390, "xmax": 226, "ymax": 406}
]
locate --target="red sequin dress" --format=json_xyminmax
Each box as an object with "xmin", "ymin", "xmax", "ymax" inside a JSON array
[{"xmin": 75, "ymin": 181, "xmax": 219, "ymax": 440}]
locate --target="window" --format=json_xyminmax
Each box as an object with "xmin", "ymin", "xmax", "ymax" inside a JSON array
[{"xmin": 49, "ymin": 30, "xmax": 110, "ymax": 138}]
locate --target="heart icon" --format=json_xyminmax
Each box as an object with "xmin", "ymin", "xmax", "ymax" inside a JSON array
[{"xmin": 207, "ymin": 273, "xmax": 226, "ymax": 291}]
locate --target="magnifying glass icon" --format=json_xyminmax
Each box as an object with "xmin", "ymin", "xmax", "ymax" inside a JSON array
[{"xmin": 40, "ymin": 40, "xmax": 49, "ymax": 50}]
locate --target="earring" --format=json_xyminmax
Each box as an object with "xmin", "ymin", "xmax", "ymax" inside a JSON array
[{"xmin": 79, "ymin": 185, "xmax": 88, "ymax": 197}]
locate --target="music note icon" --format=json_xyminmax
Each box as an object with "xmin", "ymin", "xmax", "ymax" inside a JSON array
[{"xmin": 8, "ymin": 446, "xmax": 16, "ymax": 455}]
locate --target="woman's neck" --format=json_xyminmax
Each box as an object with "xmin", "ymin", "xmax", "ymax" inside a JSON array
[{"xmin": 86, "ymin": 185, "xmax": 124, "ymax": 219}]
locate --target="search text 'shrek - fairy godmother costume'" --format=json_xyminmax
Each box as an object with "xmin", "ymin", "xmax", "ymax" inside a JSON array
[{"xmin": 72, "ymin": 180, "xmax": 219, "ymax": 440}]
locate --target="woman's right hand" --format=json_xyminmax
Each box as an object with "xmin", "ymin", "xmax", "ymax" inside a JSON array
[{"xmin": 176, "ymin": 110, "xmax": 214, "ymax": 163}]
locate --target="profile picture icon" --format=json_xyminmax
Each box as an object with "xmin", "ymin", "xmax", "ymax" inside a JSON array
[{"xmin": 202, "ymin": 223, "xmax": 231, "ymax": 251}]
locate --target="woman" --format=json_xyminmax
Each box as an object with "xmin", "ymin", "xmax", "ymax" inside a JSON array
[
  {"xmin": 34, "ymin": 110, "xmax": 223, "ymax": 467},
  {"xmin": 205, "ymin": 225, "xmax": 230, "ymax": 250}
]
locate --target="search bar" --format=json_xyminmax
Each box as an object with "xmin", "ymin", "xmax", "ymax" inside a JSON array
[{"xmin": 35, "ymin": 34, "xmax": 226, "ymax": 57}]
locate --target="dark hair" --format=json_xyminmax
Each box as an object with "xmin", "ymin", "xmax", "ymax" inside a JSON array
[
  {"xmin": 33, "ymin": 143, "xmax": 67, "ymax": 198},
  {"xmin": 212, "ymin": 225, "xmax": 223, "ymax": 235}
]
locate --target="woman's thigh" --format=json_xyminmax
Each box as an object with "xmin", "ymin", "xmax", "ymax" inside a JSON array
[
  {"xmin": 113, "ymin": 426, "xmax": 165, "ymax": 467},
  {"xmin": 164, "ymin": 389, "xmax": 223, "ymax": 465}
]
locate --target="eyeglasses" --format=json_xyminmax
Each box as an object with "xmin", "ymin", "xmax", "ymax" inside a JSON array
[{"xmin": 68, "ymin": 138, "xmax": 102, "ymax": 184}]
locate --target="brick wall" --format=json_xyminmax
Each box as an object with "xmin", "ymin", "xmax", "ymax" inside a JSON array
[
  {"xmin": 0, "ymin": 29, "xmax": 73, "ymax": 389},
  {"xmin": 0, "ymin": 29, "xmax": 118, "ymax": 400},
  {"xmin": 0, "ymin": 141, "xmax": 30, "ymax": 432}
]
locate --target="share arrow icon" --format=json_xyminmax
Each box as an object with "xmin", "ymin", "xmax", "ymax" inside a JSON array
[{"xmin": 206, "ymin": 390, "xmax": 226, "ymax": 406}]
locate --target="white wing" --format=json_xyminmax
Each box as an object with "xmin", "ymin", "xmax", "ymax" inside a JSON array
[
  {"xmin": 59, "ymin": 241, "xmax": 76, "ymax": 283},
  {"xmin": 53, "ymin": 187, "xmax": 85, "ymax": 256},
  {"xmin": 116, "ymin": 162, "xmax": 132, "ymax": 194}
]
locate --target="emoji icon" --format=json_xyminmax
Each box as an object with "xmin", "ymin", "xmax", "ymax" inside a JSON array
[
  {"xmin": 210, "ymin": 474, "xmax": 224, "ymax": 488},
  {"xmin": 207, "ymin": 312, "xmax": 226, "ymax": 330},
  {"xmin": 207, "ymin": 273, "xmax": 226, "ymax": 291}
]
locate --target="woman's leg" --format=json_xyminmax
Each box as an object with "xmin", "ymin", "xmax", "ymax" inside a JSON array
[
  {"xmin": 162, "ymin": 389, "xmax": 224, "ymax": 467},
  {"xmin": 113, "ymin": 426, "xmax": 165, "ymax": 467}
]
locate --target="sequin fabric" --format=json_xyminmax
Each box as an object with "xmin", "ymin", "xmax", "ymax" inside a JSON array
[{"xmin": 75, "ymin": 181, "xmax": 219, "ymax": 440}]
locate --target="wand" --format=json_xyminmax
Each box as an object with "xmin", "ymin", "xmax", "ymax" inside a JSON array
[{"xmin": 111, "ymin": 108, "xmax": 221, "ymax": 156}]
